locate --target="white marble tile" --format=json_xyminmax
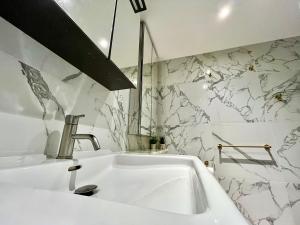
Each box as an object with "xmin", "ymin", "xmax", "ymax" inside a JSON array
[
  {"xmin": 219, "ymin": 177, "xmax": 295, "ymax": 225},
  {"xmin": 158, "ymin": 83, "xmax": 211, "ymax": 128},
  {"xmin": 158, "ymin": 37, "xmax": 300, "ymax": 125},
  {"xmin": 286, "ymin": 183, "xmax": 300, "ymax": 225},
  {"xmin": 0, "ymin": 112, "xmax": 47, "ymax": 156},
  {"xmin": 271, "ymin": 122, "xmax": 300, "ymax": 183},
  {"xmin": 157, "ymin": 36, "xmax": 300, "ymax": 224},
  {"xmin": 160, "ymin": 124, "xmax": 214, "ymax": 161}
]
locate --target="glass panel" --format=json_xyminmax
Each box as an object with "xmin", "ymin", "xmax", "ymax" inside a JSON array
[
  {"xmin": 111, "ymin": 0, "xmax": 140, "ymax": 70},
  {"xmin": 150, "ymin": 54, "xmax": 159, "ymax": 135},
  {"xmin": 140, "ymin": 27, "xmax": 153, "ymax": 135},
  {"xmin": 127, "ymin": 22, "xmax": 158, "ymax": 136},
  {"xmin": 55, "ymin": 0, "xmax": 115, "ymax": 56}
]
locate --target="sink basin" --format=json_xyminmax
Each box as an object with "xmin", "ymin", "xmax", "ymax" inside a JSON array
[
  {"xmin": 75, "ymin": 154, "xmax": 207, "ymax": 214},
  {"xmin": 0, "ymin": 152, "xmax": 249, "ymax": 225}
]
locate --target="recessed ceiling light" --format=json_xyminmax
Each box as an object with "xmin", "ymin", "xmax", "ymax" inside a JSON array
[
  {"xmin": 218, "ymin": 5, "xmax": 231, "ymax": 20},
  {"xmin": 98, "ymin": 38, "xmax": 109, "ymax": 49}
]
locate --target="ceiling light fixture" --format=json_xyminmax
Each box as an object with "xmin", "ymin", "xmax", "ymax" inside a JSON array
[
  {"xmin": 129, "ymin": 0, "xmax": 147, "ymax": 13},
  {"xmin": 218, "ymin": 5, "xmax": 231, "ymax": 20},
  {"xmin": 98, "ymin": 38, "xmax": 109, "ymax": 49}
]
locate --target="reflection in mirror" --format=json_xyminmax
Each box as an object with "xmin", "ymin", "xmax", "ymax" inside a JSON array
[
  {"xmin": 127, "ymin": 65, "xmax": 139, "ymax": 134},
  {"xmin": 140, "ymin": 27, "xmax": 152, "ymax": 135},
  {"xmin": 150, "ymin": 60, "xmax": 159, "ymax": 135},
  {"xmin": 141, "ymin": 28, "xmax": 158, "ymax": 136},
  {"xmin": 112, "ymin": 0, "xmax": 140, "ymax": 88},
  {"xmin": 111, "ymin": 0, "xmax": 140, "ymax": 69},
  {"xmin": 55, "ymin": 0, "xmax": 115, "ymax": 56},
  {"xmin": 126, "ymin": 20, "xmax": 143, "ymax": 135},
  {"xmin": 127, "ymin": 21, "xmax": 158, "ymax": 136}
]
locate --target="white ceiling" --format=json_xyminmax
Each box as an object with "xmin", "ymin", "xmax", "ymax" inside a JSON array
[{"xmin": 141, "ymin": 0, "xmax": 300, "ymax": 61}]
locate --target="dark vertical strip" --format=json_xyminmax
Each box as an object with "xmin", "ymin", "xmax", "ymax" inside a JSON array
[
  {"xmin": 137, "ymin": 21, "xmax": 145, "ymax": 134},
  {"xmin": 108, "ymin": 0, "xmax": 118, "ymax": 60}
]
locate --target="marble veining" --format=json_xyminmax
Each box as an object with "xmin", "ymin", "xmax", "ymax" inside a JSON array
[
  {"xmin": 95, "ymin": 94, "xmax": 129, "ymax": 151},
  {"xmin": 20, "ymin": 62, "xmax": 65, "ymax": 120},
  {"xmin": 124, "ymin": 62, "xmax": 158, "ymax": 136},
  {"xmin": 159, "ymin": 38, "xmax": 300, "ymax": 124},
  {"xmin": 286, "ymin": 182, "xmax": 300, "ymax": 223},
  {"xmin": 219, "ymin": 177, "xmax": 294, "ymax": 225},
  {"xmin": 277, "ymin": 126, "xmax": 300, "ymax": 181},
  {"xmin": 157, "ymin": 36, "xmax": 300, "ymax": 225}
]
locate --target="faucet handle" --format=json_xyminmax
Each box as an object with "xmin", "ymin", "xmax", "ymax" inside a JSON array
[{"xmin": 65, "ymin": 114, "xmax": 85, "ymax": 125}]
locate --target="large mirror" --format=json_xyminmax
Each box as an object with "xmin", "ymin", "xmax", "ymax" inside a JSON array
[
  {"xmin": 55, "ymin": 0, "xmax": 141, "ymax": 90},
  {"xmin": 56, "ymin": 0, "xmax": 140, "ymax": 89},
  {"xmin": 141, "ymin": 25, "xmax": 158, "ymax": 135},
  {"xmin": 56, "ymin": 0, "xmax": 140, "ymax": 73},
  {"xmin": 128, "ymin": 21, "xmax": 158, "ymax": 136}
]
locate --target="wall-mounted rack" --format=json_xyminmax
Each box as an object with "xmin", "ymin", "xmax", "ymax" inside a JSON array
[
  {"xmin": 217, "ymin": 144, "xmax": 271, "ymax": 152},
  {"xmin": 217, "ymin": 143, "xmax": 277, "ymax": 166}
]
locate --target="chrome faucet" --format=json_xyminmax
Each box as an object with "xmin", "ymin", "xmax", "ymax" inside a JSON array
[{"xmin": 57, "ymin": 114, "xmax": 101, "ymax": 159}]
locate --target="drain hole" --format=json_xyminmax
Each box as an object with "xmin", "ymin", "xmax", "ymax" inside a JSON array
[{"xmin": 74, "ymin": 185, "xmax": 98, "ymax": 196}]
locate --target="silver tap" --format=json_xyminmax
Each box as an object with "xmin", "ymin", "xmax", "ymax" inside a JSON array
[{"xmin": 57, "ymin": 114, "xmax": 101, "ymax": 159}]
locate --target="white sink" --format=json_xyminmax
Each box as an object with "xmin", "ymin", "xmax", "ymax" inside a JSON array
[
  {"xmin": 74, "ymin": 154, "xmax": 207, "ymax": 215},
  {"xmin": 0, "ymin": 152, "xmax": 249, "ymax": 225}
]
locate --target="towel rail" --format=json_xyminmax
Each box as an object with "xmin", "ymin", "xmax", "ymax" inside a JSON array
[{"xmin": 217, "ymin": 144, "xmax": 271, "ymax": 151}]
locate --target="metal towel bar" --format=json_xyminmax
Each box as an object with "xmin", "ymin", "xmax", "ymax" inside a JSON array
[{"xmin": 217, "ymin": 144, "xmax": 271, "ymax": 151}]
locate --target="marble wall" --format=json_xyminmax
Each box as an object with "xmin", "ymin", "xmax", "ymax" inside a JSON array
[
  {"xmin": 1, "ymin": 14, "xmax": 300, "ymax": 225},
  {"xmin": 157, "ymin": 36, "xmax": 300, "ymax": 225},
  {"xmin": 0, "ymin": 18, "xmax": 130, "ymax": 157}
]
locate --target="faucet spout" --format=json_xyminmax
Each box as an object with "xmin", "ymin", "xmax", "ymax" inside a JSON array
[
  {"xmin": 72, "ymin": 134, "xmax": 101, "ymax": 150},
  {"xmin": 57, "ymin": 114, "xmax": 101, "ymax": 159}
]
